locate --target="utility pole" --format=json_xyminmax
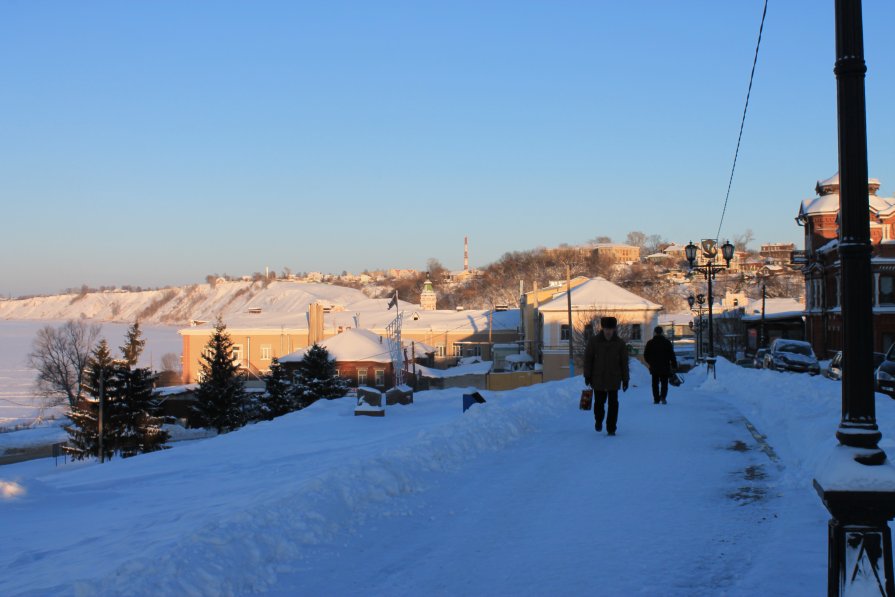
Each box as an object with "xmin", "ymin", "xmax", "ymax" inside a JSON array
[
  {"xmin": 760, "ymin": 282, "xmax": 767, "ymax": 349},
  {"xmin": 566, "ymin": 264, "xmax": 574, "ymax": 377},
  {"xmin": 411, "ymin": 342, "xmax": 417, "ymax": 391}
]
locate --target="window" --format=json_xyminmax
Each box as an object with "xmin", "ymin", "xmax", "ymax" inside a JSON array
[
  {"xmin": 260, "ymin": 344, "xmax": 272, "ymax": 360},
  {"xmin": 452, "ymin": 344, "xmax": 462, "ymax": 357},
  {"xmin": 231, "ymin": 344, "xmax": 243, "ymax": 367},
  {"xmin": 375, "ymin": 370, "xmax": 385, "ymax": 387},
  {"xmin": 630, "ymin": 324, "xmax": 642, "ymax": 341},
  {"xmin": 560, "ymin": 325, "xmax": 570, "ymax": 341},
  {"xmin": 436, "ymin": 345, "xmax": 446, "ymax": 357},
  {"xmin": 334, "ymin": 369, "xmax": 341, "ymax": 378},
  {"xmin": 357, "ymin": 370, "xmax": 367, "ymax": 386},
  {"xmin": 880, "ymin": 275, "xmax": 895, "ymax": 305}
]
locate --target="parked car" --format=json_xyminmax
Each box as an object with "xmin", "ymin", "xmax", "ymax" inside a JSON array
[
  {"xmin": 875, "ymin": 347, "xmax": 895, "ymax": 398},
  {"xmin": 825, "ymin": 351, "xmax": 885, "ymax": 381},
  {"xmin": 753, "ymin": 348, "xmax": 768, "ymax": 369},
  {"xmin": 763, "ymin": 339, "xmax": 821, "ymax": 375}
]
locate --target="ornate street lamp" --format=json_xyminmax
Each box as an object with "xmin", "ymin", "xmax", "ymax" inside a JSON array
[
  {"xmin": 685, "ymin": 240, "xmax": 735, "ymax": 377},
  {"xmin": 813, "ymin": 1, "xmax": 895, "ymax": 594}
]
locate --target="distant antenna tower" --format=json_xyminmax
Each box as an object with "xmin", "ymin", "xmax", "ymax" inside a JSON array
[{"xmin": 464, "ymin": 236, "xmax": 469, "ymax": 272}]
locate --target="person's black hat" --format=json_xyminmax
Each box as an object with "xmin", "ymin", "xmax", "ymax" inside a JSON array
[
  {"xmin": 600, "ymin": 316, "xmax": 617, "ymax": 329},
  {"xmin": 654, "ymin": 326, "xmax": 664, "ymax": 335}
]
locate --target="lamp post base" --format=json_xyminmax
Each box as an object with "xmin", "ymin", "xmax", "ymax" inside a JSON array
[{"xmin": 815, "ymin": 447, "xmax": 895, "ymax": 595}]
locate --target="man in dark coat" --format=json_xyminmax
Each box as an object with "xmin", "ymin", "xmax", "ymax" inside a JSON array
[
  {"xmin": 583, "ymin": 317, "xmax": 629, "ymax": 436},
  {"xmin": 644, "ymin": 326, "xmax": 677, "ymax": 405}
]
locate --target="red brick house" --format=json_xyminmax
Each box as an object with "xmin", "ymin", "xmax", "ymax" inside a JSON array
[
  {"xmin": 796, "ymin": 173, "xmax": 895, "ymax": 357},
  {"xmin": 279, "ymin": 328, "xmax": 397, "ymax": 390}
]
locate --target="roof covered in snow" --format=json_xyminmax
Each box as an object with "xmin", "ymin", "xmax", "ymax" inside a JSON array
[
  {"xmin": 799, "ymin": 173, "xmax": 892, "ymax": 219},
  {"xmin": 280, "ymin": 328, "xmax": 392, "ymax": 364},
  {"xmin": 741, "ymin": 298, "xmax": 805, "ymax": 322},
  {"xmin": 537, "ymin": 277, "xmax": 662, "ymax": 312}
]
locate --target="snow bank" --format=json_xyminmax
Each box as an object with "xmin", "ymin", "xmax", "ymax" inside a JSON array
[
  {"xmin": 4, "ymin": 382, "xmax": 578, "ymax": 596},
  {"xmin": 685, "ymin": 357, "xmax": 895, "ymax": 487}
]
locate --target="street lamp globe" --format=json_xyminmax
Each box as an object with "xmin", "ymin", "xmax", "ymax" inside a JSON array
[
  {"xmin": 721, "ymin": 240, "xmax": 735, "ymax": 266},
  {"xmin": 684, "ymin": 241, "xmax": 698, "ymax": 267},
  {"xmin": 687, "ymin": 295, "xmax": 695, "ymax": 309}
]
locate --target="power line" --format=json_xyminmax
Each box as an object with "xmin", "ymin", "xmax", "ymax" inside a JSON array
[{"xmin": 716, "ymin": 0, "xmax": 769, "ymax": 241}]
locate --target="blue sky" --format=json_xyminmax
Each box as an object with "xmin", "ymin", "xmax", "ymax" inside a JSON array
[{"xmin": 1, "ymin": 1, "xmax": 893, "ymax": 296}]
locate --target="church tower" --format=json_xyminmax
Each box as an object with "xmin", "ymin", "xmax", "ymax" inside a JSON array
[{"xmin": 420, "ymin": 276, "xmax": 437, "ymax": 311}]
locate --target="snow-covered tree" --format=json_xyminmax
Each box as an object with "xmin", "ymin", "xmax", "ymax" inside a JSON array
[
  {"xmin": 119, "ymin": 320, "xmax": 146, "ymax": 367},
  {"xmin": 293, "ymin": 344, "xmax": 349, "ymax": 408},
  {"xmin": 116, "ymin": 364, "xmax": 169, "ymax": 457},
  {"xmin": 259, "ymin": 358, "xmax": 296, "ymax": 419},
  {"xmin": 193, "ymin": 318, "xmax": 248, "ymax": 432},
  {"xmin": 65, "ymin": 340, "xmax": 118, "ymax": 461}
]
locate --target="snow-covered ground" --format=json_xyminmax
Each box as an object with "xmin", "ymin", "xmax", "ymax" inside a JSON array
[
  {"xmin": 0, "ymin": 320, "xmax": 182, "ymax": 431},
  {"xmin": 4, "ymin": 359, "xmax": 895, "ymax": 595}
]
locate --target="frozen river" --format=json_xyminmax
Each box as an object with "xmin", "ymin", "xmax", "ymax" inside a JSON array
[{"xmin": 0, "ymin": 320, "xmax": 182, "ymax": 428}]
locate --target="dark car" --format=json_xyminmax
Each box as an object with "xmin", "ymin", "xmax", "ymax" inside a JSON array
[
  {"xmin": 825, "ymin": 351, "xmax": 885, "ymax": 381},
  {"xmin": 753, "ymin": 348, "xmax": 768, "ymax": 369},
  {"xmin": 763, "ymin": 339, "xmax": 821, "ymax": 375},
  {"xmin": 875, "ymin": 346, "xmax": 895, "ymax": 398}
]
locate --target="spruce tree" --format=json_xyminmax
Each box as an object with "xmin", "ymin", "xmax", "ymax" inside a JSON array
[
  {"xmin": 259, "ymin": 358, "xmax": 297, "ymax": 419},
  {"xmin": 119, "ymin": 320, "xmax": 146, "ymax": 367},
  {"xmin": 294, "ymin": 344, "xmax": 349, "ymax": 408},
  {"xmin": 193, "ymin": 318, "xmax": 248, "ymax": 432},
  {"xmin": 117, "ymin": 364, "xmax": 169, "ymax": 456},
  {"xmin": 65, "ymin": 340, "xmax": 119, "ymax": 461}
]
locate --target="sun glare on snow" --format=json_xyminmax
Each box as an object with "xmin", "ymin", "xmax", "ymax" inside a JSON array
[{"xmin": 1, "ymin": 480, "xmax": 26, "ymax": 499}]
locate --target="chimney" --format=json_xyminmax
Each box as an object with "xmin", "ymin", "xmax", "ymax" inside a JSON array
[
  {"xmin": 308, "ymin": 303, "xmax": 325, "ymax": 345},
  {"xmin": 464, "ymin": 236, "xmax": 469, "ymax": 272}
]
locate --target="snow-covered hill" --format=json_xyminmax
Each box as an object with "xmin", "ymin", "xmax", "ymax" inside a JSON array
[
  {"xmin": 5, "ymin": 362, "xmax": 892, "ymax": 595},
  {"xmin": 0, "ymin": 281, "xmax": 376, "ymax": 325}
]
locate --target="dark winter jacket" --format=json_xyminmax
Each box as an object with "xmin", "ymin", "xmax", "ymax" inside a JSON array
[
  {"xmin": 583, "ymin": 332, "xmax": 630, "ymax": 391},
  {"xmin": 644, "ymin": 334, "xmax": 677, "ymax": 377}
]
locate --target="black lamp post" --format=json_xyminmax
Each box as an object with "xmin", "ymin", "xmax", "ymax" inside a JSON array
[
  {"xmin": 687, "ymin": 293, "xmax": 708, "ymax": 362},
  {"xmin": 685, "ymin": 240, "xmax": 735, "ymax": 377},
  {"xmin": 813, "ymin": 1, "xmax": 895, "ymax": 595}
]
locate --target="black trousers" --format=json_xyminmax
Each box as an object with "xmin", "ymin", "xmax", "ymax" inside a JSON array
[
  {"xmin": 593, "ymin": 390, "xmax": 619, "ymax": 433},
  {"xmin": 651, "ymin": 374, "xmax": 669, "ymax": 402}
]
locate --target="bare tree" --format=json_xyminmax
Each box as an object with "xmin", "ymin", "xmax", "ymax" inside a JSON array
[
  {"xmin": 158, "ymin": 352, "xmax": 183, "ymax": 387},
  {"xmin": 644, "ymin": 234, "xmax": 668, "ymax": 256},
  {"xmin": 161, "ymin": 353, "xmax": 181, "ymax": 372},
  {"xmin": 625, "ymin": 231, "xmax": 647, "ymax": 249},
  {"xmin": 732, "ymin": 229, "xmax": 755, "ymax": 253},
  {"xmin": 28, "ymin": 320, "xmax": 102, "ymax": 408}
]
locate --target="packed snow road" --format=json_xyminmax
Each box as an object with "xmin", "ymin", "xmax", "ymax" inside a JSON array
[
  {"xmin": 5, "ymin": 359, "xmax": 889, "ymax": 596},
  {"xmin": 269, "ymin": 386, "xmax": 776, "ymax": 597}
]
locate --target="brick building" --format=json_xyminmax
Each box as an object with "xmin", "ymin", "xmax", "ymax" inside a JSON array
[{"xmin": 795, "ymin": 173, "xmax": 895, "ymax": 357}]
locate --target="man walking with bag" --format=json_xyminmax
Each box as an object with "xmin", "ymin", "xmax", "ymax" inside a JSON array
[
  {"xmin": 644, "ymin": 326, "xmax": 677, "ymax": 405},
  {"xmin": 583, "ymin": 317, "xmax": 629, "ymax": 436}
]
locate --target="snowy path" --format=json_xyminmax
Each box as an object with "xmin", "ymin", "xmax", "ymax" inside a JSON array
[{"xmin": 268, "ymin": 386, "xmax": 778, "ymax": 596}]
